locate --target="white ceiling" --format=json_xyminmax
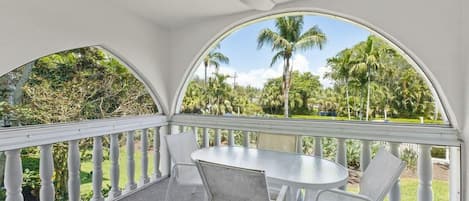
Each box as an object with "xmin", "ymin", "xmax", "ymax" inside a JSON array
[{"xmin": 110, "ymin": 0, "xmax": 292, "ymax": 27}]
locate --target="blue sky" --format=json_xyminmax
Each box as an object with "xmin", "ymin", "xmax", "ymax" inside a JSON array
[{"xmin": 194, "ymin": 15, "xmax": 370, "ymax": 88}]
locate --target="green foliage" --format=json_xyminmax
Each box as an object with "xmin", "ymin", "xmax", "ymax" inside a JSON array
[
  {"xmin": 80, "ymin": 184, "xmax": 111, "ymax": 201},
  {"xmin": 401, "ymin": 147, "xmax": 418, "ymax": 170}
]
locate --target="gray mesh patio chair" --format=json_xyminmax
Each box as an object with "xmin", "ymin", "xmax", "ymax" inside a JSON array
[
  {"xmin": 165, "ymin": 131, "xmax": 205, "ymax": 201},
  {"xmin": 195, "ymin": 160, "xmax": 289, "ymax": 201},
  {"xmin": 315, "ymin": 148, "xmax": 406, "ymax": 201}
]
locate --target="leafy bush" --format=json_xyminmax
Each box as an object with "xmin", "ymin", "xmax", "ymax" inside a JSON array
[
  {"xmin": 401, "ymin": 147, "xmax": 418, "ymax": 170},
  {"xmin": 80, "ymin": 184, "xmax": 112, "ymax": 201}
]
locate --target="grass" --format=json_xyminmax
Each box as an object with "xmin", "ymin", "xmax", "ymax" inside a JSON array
[
  {"xmin": 80, "ymin": 146, "xmax": 155, "ymax": 195},
  {"xmin": 272, "ymin": 114, "xmax": 445, "ymax": 124},
  {"xmin": 348, "ymin": 178, "xmax": 449, "ymax": 201}
]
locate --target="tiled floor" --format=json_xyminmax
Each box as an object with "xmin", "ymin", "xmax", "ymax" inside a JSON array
[{"xmin": 118, "ymin": 178, "xmax": 205, "ymax": 201}]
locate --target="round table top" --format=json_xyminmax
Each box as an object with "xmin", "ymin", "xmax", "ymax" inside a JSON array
[{"xmin": 191, "ymin": 146, "xmax": 348, "ymax": 189}]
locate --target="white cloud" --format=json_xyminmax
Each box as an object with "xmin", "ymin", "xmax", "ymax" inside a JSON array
[
  {"xmin": 314, "ymin": 65, "xmax": 333, "ymax": 88},
  {"xmin": 192, "ymin": 53, "xmax": 333, "ymax": 88}
]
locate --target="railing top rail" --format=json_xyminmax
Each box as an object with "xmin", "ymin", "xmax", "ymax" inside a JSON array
[
  {"xmin": 172, "ymin": 114, "xmax": 460, "ymax": 146},
  {"xmin": 0, "ymin": 115, "xmax": 168, "ymax": 151}
]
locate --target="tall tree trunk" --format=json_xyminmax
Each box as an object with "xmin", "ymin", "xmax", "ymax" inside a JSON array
[
  {"xmin": 204, "ymin": 65, "xmax": 208, "ymax": 87},
  {"xmin": 365, "ymin": 68, "xmax": 371, "ymax": 121},
  {"xmin": 283, "ymin": 59, "xmax": 291, "ymax": 118},
  {"xmin": 345, "ymin": 80, "xmax": 351, "ymax": 120},
  {"xmin": 359, "ymin": 89, "xmax": 364, "ymax": 120},
  {"xmin": 13, "ymin": 62, "xmax": 33, "ymax": 105},
  {"xmin": 0, "ymin": 152, "xmax": 4, "ymax": 188}
]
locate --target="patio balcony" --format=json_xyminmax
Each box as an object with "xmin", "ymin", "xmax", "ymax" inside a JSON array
[{"xmin": 0, "ymin": 114, "xmax": 461, "ymax": 201}]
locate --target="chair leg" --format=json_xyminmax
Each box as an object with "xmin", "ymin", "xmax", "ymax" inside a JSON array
[
  {"xmin": 288, "ymin": 187, "xmax": 299, "ymax": 201},
  {"xmin": 164, "ymin": 175, "xmax": 176, "ymax": 201}
]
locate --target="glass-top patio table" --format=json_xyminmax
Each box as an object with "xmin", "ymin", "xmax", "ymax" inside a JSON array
[{"xmin": 191, "ymin": 146, "xmax": 348, "ymax": 200}]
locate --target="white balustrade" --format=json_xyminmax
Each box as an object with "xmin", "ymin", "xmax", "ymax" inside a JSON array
[
  {"xmin": 417, "ymin": 145, "xmax": 433, "ymax": 201},
  {"xmin": 39, "ymin": 144, "xmax": 55, "ymax": 201},
  {"xmin": 389, "ymin": 142, "xmax": 401, "ymax": 201},
  {"xmin": 449, "ymin": 147, "xmax": 461, "ymax": 201},
  {"xmin": 296, "ymin": 136, "xmax": 303, "ymax": 154},
  {"xmin": 336, "ymin": 138, "xmax": 347, "ymax": 190},
  {"xmin": 140, "ymin": 128, "xmax": 150, "ymax": 185},
  {"xmin": 153, "ymin": 127, "xmax": 162, "ymax": 179},
  {"xmin": 108, "ymin": 134, "xmax": 121, "ymax": 199},
  {"xmin": 91, "ymin": 136, "xmax": 104, "ymax": 201},
  {"xmin": 228, "ymin": 129, "xmax": 235, "ymax": 146},
  {"xmin": 4, "ymin": 149, "xmax": 24, "ymax": 201},
  {"xmin": 126, "ymin": 131, "xmax": 137, "ymax": 191},
  {"xmin": 178, "ymin": 125, "xmax": 184, "ymax": 133},
  {"xmin": 192, "ymin": 126, "xmax": 198, "ymax": 142},
  {"xmin": 203, "ymin": 127, "xmax": 209, "ymax": 148},
  {"xmin": 68, "ymin": 140, "xmax": 80, "ymax": 201},
  {"xmin": 215, "ymin": 128, "xmax": 221, "ymax": 146},
  {"xmin": 314, "ymin": 137, "xmax": 322, "ymax": 157},
  {"xmin": 243, "ymin": 131, "xmax": 249, "ymax": 147},
  {"xmin": 360, "ymin": 140, "xmax": 371, "ymax": 171}
]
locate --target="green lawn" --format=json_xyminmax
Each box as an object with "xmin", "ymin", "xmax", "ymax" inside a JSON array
[
  {"xmin": 80, "ymin": 147, "xmax": 155, "ymax": 195},
  {"xmin": 272, "ymin": 114, "xmax": 445, "ymax": 124},
  {"xmin": 348, "ymin": 178, "xmax": 449, "ymax": 201}
]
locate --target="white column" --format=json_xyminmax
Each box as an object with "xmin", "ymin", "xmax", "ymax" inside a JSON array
[
  {"xmin": 108, "ymin": 134, "xmax": 121, "ymax": 199},
  {"xmin": 40, "ymin": 144, "xmax": 55, "ymax": 201},
  {"xmin": 126, "ymin": 131, "xmax": 137, "ymax": 191},
  {"xmin": 296, "ymin": 136, "xmax": 303, "ymax": 154},
  {"xmin": 336, "ymin": 138, "xmax": 347, "ymax": 190},
  {"xmin": 243, "ymin": 131, "xmax": 250, "ymax": 148},
  {"xmin": 449, "ymin": 147, "xmax": 460, "ymax": 201},
  {"xmin": 360, "ymin": 140, "xmax": 371, "ymax": 172},
  {"xmin": 417, "ymin": 144, "xmax": 433, "ymax": 201},
  {"xmin": 4, "ymin": 149, "xmax": 24, "ymax": 201},
  {"xmin": 68, "ymin": 140, "xmax": 80, "ymax": 201},
  {"xmin": 215, "ymin": 128, "xmax": 221, "ymax": 146},
  {"xmin": 228, "ymin": 130, "xmax": 235, "ymax": 146},
  {"xmin": 314, "ymin": 137, "xmax": 322, "ymax": 157},
  {"xmin": 91, "ymin": 137, "xmax": 104, "ymax": 201},
  {"xmin": 153, "ymin": 127, "xmax": 162, "ymax": 179},
  {"xmin": 389, "ymin": 142, "xmax": 401, "ymax": 201},
  {"xmin": 203, "ymin": 127, "xmax": 209, "ymax": 148},
  {"xmin": 140, "ymin": 128, "xmax": 150, "ymax": 185}
]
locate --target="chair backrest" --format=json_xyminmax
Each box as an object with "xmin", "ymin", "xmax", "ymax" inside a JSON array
[
  {"xmin": 359, "ymin": 148, "xmax": 406, "ymax": 201},
  {"xmin": 257, "ymin": 133, "xmax": 298, "ymax": 153},
  {"xmin": 196, "ymin": 160, "xmax": 271, "ymax": 201},
  {"xmin": 165, "ymin": 131, "xmax": 199, "ymax": 164}
]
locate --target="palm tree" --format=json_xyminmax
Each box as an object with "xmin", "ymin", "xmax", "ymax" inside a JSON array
[
  {"xmin": 325, "ymin": 48, "xmax": 354, "ymax": 120},
  {"xmin": 350, "ymin": 36, "xmax": 384, "ymax": 121},
  {"xmin": 203, "ymin": 44, "xmax": 229, "ymax": 87},
  {"xmin": 257, "ymin": 16, "xmax": 326, "ymax": 117}
]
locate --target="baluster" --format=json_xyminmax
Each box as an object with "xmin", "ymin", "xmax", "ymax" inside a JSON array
[
  {"xmin": 389, "ymin": 142, "xmax": 401, "ymax": 201},
  {"xmin": 153, "ymin": 127, "xmax": 162, "ymax": 179},
  {"xmin": 314, "ymin": 137, "xmax": 322, "ymax": 157},
  {"xmin": 243, "ymin": 131, "xmax": 249, "ymax": 148},
  {"xmin": 228, "ymin": 130, "xmax": 235, "ymax": 146},
  {"xmin": 140, "ymin": 128, "xmax": 150, "ymax": 185},
  {"xmin": 108, "ymin": 134, "xmax": 121, "ymax": 199},
  {"xmin": 192, "ymin": 126, "xmax": 198, "ymax": 142},
  {"xmin": 296, "ymin": 136, "xmax": 303, "ymax": 154},
  {"xmin": 40, "ymin": 144, "xmax": 55, "ymax": 201},
  {"xmin": 360, "ymin": 140, "xmax": 371, "ymax": 171},
  {"xmin": 417, "ymin": 144, "xmax": 433, "ymax": 201},
  {"xmin": 215, "ymin": 128, "xmax": 221, "ymax": 146},
  {"xmin": 68, "ymin": 140, "xmax": 80, "ymax": 201},
  {"xmin": 336, "ymin": 138, "xmax": 347, "ymax": 190},
  {"xmin": 179, "ymin": 125, "xmax": 184, "ymax": 133},
  {"xmin": 4, "ymin": 149, "xmax": 24, "ymax": 201},
  {"xmin": 449, "ymin": 147, "xmax": 460, "ymax": 201},
  {"xmin": 203, "ymin": 127, "xmax": 209, "ymax": 148},
  {"xmin": 126, "ymin": 131, "xmax": 137, "ymax": 191},
  {"xmin": 91, "ymin": 137, "xmax": 104, "ymax": 201}
]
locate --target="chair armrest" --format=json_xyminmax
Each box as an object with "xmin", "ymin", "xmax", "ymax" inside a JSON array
[
  {"xmin": 174, "ymin": 162, "xmax": 196, "ymax": 167},
  {"xmin": 275, "ymin": 185, "xmax": 289, "ymax": 201},
  {"xmin": 315, "ymin": 189, "xmax": 372, "ymax": 201}
]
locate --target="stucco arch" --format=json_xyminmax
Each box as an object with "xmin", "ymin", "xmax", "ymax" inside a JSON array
[
  {"xmin": 171, "ymin": 7, "xmax": 458, "ymax": 129},
  {"xmin": 1, "ymin": 45, "xmax": 166, "ymax": 115}
]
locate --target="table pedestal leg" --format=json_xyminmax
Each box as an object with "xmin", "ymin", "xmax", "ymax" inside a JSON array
[{"xmin": 304, "ymin": 189, "xmax": 319, "ymax": 201}]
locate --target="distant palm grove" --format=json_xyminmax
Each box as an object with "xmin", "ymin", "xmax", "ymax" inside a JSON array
[{"xmin": 182, "ymin": 16, "xmax": 442, "ymax": 124}]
